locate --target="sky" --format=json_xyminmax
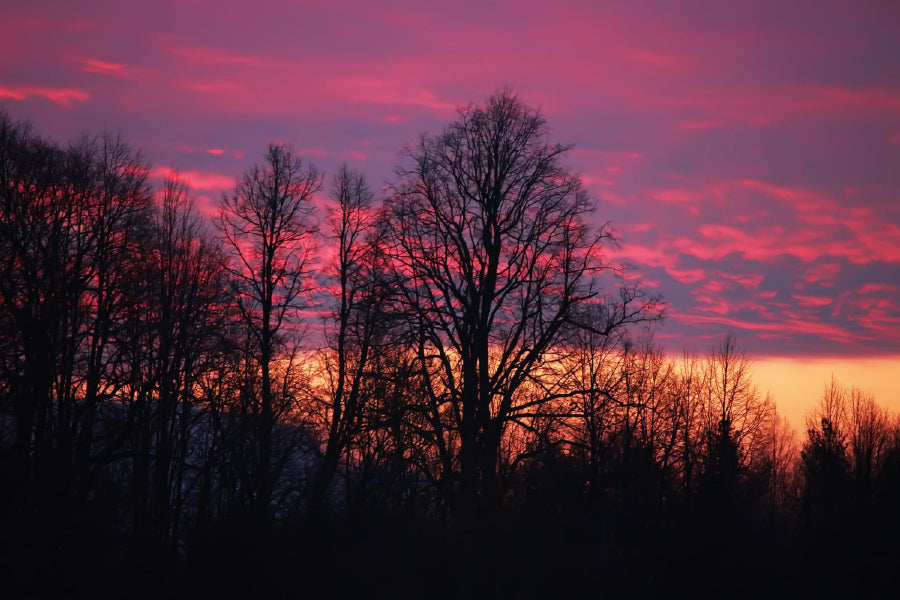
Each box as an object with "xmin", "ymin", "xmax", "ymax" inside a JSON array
[{"xmin": 2, "ymin": 0, "xmax": 898, "ymax": 428}]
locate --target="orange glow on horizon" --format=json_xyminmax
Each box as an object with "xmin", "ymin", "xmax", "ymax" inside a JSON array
[{"xmin": 752, "ymin": 354, "xmax": 900, "ymax": 434}]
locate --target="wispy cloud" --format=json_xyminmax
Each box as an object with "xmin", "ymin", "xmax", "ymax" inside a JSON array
[
  {"xmin": 0, "ymin": 85, "xmax": 90, "ymax": 106},
  {"xmin": 75, "ymin": 58, "xmax": 131, "ymax": 77},
  {"xmin": 150, "ymin": 166, "xmax": 234, "ymax": 192}
]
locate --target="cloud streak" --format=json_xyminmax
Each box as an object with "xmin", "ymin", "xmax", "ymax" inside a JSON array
[{"xmin": 0, "ymin": 85, "xmax": 90, "ymax": 107}]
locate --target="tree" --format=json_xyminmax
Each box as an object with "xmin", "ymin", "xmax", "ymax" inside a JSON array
[
  {"xmin": 846, "ymin": 386, "xmax": 889, "ymax": 505},
  {"xmin": 0, "ymin": 114, "xmax": 153, "ymax": 527},
  {"xmin": 384, "ymin": 90, "xmax": 662, "ymax": 515},
  {"xmin": 0, "ymin": 113, "xmax": 66, "ymax": 516},
  {"xmin": 559, "ymin": 319, "xmax": 626, "ymax": 501},
  {"xmin": 801, "ymin": 378, "xmax": 852, "ymax": 525},
  {"xmin": 121, "ymin": 173, "xmax": 229, "ymax": 549},
  {"xmin": 670, "ymin": 351, "xmax": 706, "ymax": 500},
  {"xmin": 217, "ymin": 143, "xmax": 321, "ymax": 518},
  {"xmin": 765, "ymin": 413, "xmax": 799, "ymax": 514},
  {"xmin": 305, "ymin": 165, "xmax": 390, "ymax": 518},
  {"xmin": 698, "ymin": 335, "xmax": 774, "ymax": 508},
  {"xmin": 800, "ymin": 378, "xmax": 889, "ymax": 514},
  {"xmin": 69, "ymin": 132, "xmax": 154, "ymax": 506}
]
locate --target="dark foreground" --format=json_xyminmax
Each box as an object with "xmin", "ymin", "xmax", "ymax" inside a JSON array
[{"xmin": 4, "ymin": 505, "xmax": 898, "ymax": 599}]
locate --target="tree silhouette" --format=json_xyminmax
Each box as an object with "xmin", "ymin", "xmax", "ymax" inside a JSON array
[
  {"xmin": 846, "ymin": 386, "xmax": 889, "ymax": 505},
  {"xmin": 698, "ymin": 334, "xmax": 774, "ymax": 508},
  {"xmin": 305, "ymin": 165, "xmax": 391, "ymax": 520},
  {"xmin": 121, "ymin": 173, "xmax": 229, "ymax": 549},
  {"xmin": 217, "ymin": 143, "xmax": 321, "ymax": 519},
  {"xmin": 384, "ymin": 90, "xmax": 662, "ymax": 516},
  {"xmin": 801, "ymin": 381, "xmax": 852, "ymax": 526},
  {"xmin": 0, "ymin": 115, "xmax": 152, "ymax": 528}
]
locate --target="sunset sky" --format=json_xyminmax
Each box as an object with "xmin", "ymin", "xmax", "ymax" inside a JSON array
[{"xmin": 2, "ymin": 0, "xmax": 898, "ymax": 428}]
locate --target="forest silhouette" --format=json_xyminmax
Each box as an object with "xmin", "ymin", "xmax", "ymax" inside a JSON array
[{"xmin": 1, "ymin": 91, "xmax": 898, "ymax": 598}]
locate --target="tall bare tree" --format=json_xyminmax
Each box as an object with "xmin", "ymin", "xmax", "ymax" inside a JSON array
[
  {"xmin": 801, "ymin": 378, "xmax": 890, "ymax": 508},
  {"xmin": 698, "ymin": 334, "xmax": 774, "ymax": 505},
  {"xmin": 384, "ymin": 90, "xmax": 662, "ymax": 515},
  {"xmin": 126, "ymin": 174, "xmax": 229, "ymax": 548},
  {"xmin": 802, "ymin": 378, "xmax": 853, "ymax": 524},
  {"xmin": 305, "ymin": 165, "xmax": 390, "ymax": 518},
  {"xmin": 217, "ymin": 143, "xmax": 320, "ymax": 518},
  {"xmin": 847, "ymin": 386, "xmax": 889, "ymax": 504},
  {"xmin": 0, "ymin": 115, "xmax": 152, "ymax": 525}
]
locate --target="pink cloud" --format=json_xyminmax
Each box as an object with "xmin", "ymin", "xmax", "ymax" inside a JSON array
[
  {"xmin": 331, "ymin": 77, "xmax": 457, "ymax": 113},
  {"xmin": 616, "ymin": 243, "xmax": 674, "ymax": 270},
  {"xmin": 640, "ymin": 178, "xmax": 898, "ymax": 265},
  {"xmin": 693, "ymin": 294, "xmax": 730, "ymax": 315},
  {"xmin": 672, "ymin": 313, "xmax": 872, "ymax": 344},
  {"xmin": 792, "ymin": 294, "xmax": 833, "ymax": 308},
  {"xmin": 150, "ymin": 166, "xmax": 235, "ymax": 192},
  {"xmin": 177, "ymin": 146, "xmax": 244, "ymax": 159},
  {"xmin": 76, "ymin": 58, "xmax": 129, "ymax": 77},
  {"xmin": 858, "ymin": 283, "xmax": 900, "ymax": 294},
  {"xmin": 697, "ymin": 279, "xmax": 727, "ymax": 295},
  {"xmin": 193, "ymin": 194, "xmax": 218, "ymax": 218},
  {"xmin": 0, "ymin": 85, "xmax": 90, "ymax": 107},
  {"xmin": 157, "ymin": 47, "xmax": 463, "ymax": 123},
  {"xmin": 677, "ymin": 120, "xmax": 726, "ymax": 132},
  {"xmin": 719, "ymin": 271, "xmax": 764, "ymax": 289},
  {"xmin": 621, "ymin": 269, "xmax": 645, "ymax": 281},
  {"xmin": 651, "ymin": 83, "xmax": 900, "ymax": 131},
  {"xmin": 800, "ymin": 262, "xmax": 841, "ymax": 287},
  {"xmin": 342, "ymin": 150, "xmax": 368, "ymax": 161},
  {"xmin": 667, "ymin": 268, "xmax": 706, "ymax": 284},
  {"xmin": 803, "ymin": 85, "xmax": 900, "ymax": 113},
  {"xmin": 571, "ymin": 149, "xmax": 645, "ymax": 190},
  {"xmin": 179, "ymin": 79, "xmax": 242, "ymax": 94},
  {"xmin": 844, "ymin": 220, "xmax": 900, "ymax": 263},
  {"xmin": 826, "ymin": 285, "xmax": 900, "ymax": 341}
]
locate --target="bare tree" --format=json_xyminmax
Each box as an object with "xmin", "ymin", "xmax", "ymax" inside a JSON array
[
  {"xmin": 0, "ymin": 113, "xmax": 71, "ymax": 519},
  {"xmin": 698, "ymin": 335, "xmax": 774, "ymax": 506},
  {"xmin": 807, "ymin": 376, "xmax": 849, "ymax": 435},
  {"xmin": 670, "ymin": 351, "xmax": 705, "ymax": 500},
  {"xmin": 801, "ymin": 377, "xmax": 852, "ymax": 524},
  {"xmin": 847, "ymin": 386, "xmax": 889, "ymax": 504},
  {"xmin": 554, "ymin": 322, "xmax": 625, "ymax": 499},
  {"xmin": 801, "ymin": 378, "xmax": 890, "ymax": 508},
  {"xmin": 217, "ymin": 143, "xmax": 321, "ymax": 518},
  {"xmin": 127, "ymin": 173, "xmax": 229, "ymax": 549},
  {"xmin": 384, "ymin": 90, "xmax": 662, "ymax": 515},
  {"xmin": 765, "ymin": 413, "xmax": 799, "ymax": 514},
  {"xmin": 70, "ymin": 133, "xmax": 154, "ymax": 504},
  {"xmin": 0, "ymin": 115, "xmax": 153, "ymax": 526},
  {"xmin": 305, "ymin": 165, "xmax": 389, "ymax": 518}
]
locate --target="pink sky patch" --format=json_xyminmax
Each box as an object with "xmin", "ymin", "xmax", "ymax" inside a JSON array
[{"xmin": 0, "ymin": 0, "xmax": 897, "ymax": 358}]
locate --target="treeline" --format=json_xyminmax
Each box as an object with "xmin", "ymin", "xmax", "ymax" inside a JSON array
[{"xmin": 1, "ymin": 93, "xmax": 897, "ymax": 597}]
